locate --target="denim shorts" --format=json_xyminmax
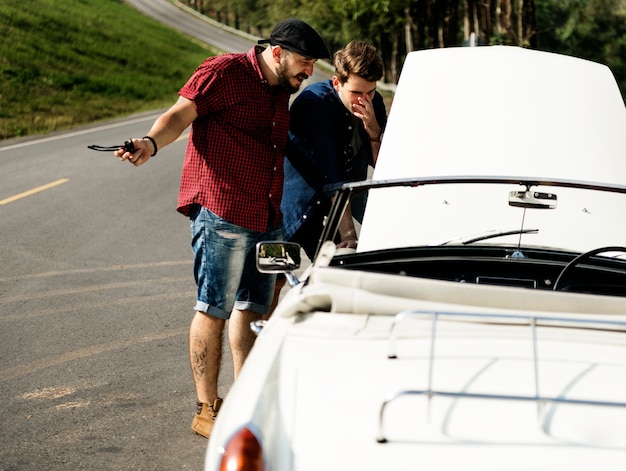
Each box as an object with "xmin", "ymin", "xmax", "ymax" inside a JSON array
[{"xmin": 189, "ymin": 206, "xmax": 283, "ymax": 319}]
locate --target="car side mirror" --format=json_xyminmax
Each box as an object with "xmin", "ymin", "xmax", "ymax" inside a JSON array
[{"xmin": 256, "ymin": 242, "xmax": 302, "ymax": 273}]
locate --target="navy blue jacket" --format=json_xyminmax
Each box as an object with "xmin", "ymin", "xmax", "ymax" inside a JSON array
[{"xmin": 281, "ymin": 79, "xmax": 387, "ymax": 240}]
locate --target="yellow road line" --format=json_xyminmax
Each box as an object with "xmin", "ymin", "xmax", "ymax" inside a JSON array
[{"xmin": 0, "ymin": 178, "xmax": 70, "ymax": 205}]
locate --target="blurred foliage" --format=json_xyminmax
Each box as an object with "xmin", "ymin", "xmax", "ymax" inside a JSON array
[
  {"xmin": 535, "ymin": 0, "xmax": 626, "ymax": 99},
  {"xmin": 184, "ymin": 0, "xmax": 626, "ymax": 99}
]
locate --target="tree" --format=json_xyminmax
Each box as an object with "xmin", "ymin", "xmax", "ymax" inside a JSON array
[
  {"xmin": 179, "ymin": 0, "xmax": 626, "ymax": 99},
  {"xmin": 535, "ymin": 0, "xmax": 626, "ymax": 97}
]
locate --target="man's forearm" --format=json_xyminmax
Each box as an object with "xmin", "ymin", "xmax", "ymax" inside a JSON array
[{"xmin": 146, "ymin": 97, "xmax": 197, "ymax": 151}]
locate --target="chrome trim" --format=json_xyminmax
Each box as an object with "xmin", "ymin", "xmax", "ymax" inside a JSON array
[
  {"xmin": 379, "ymin": 310, "xmax": 626, "ymax": 443},
  {"xmin": 377, "ymin": 389, "xmax": 626, "ymax": 443},
  {"xmin": 250, "ymin": 320, "xmax": 267, "ymax": 336}
]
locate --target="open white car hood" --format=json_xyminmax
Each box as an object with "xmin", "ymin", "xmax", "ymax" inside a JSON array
[{"xmin": 360, "ymin": 47, "xmax": 626, "ymax": 253}]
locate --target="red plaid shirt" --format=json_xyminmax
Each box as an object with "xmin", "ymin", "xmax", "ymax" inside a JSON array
[{"xmin": 177, "ymin": 46, "xmax": 290, "ymax": 232}]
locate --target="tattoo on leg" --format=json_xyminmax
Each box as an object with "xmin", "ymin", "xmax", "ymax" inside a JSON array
[{"xmin": 191, "ymin": 335, "xmax": 208, "ymax": 378}]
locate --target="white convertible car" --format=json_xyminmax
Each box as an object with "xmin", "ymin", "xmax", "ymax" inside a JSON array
[{"xmin": 205, "ymin": 46, "xmax": 626, "ymax": 470}]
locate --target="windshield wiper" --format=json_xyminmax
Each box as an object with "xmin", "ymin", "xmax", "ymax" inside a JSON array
[{"xmin": 438, "ymin": 228, "xmax": 539, "ymax": 245}]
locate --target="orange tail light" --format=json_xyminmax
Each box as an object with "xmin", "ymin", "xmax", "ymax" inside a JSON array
[{"xmin": 218, "ymin": 426, "xmax": 266, "ymax": 471}]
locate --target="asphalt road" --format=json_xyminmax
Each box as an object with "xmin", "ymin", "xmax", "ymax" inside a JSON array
[
  {"xmin": 0, "ymin": 1, "xmax": 326, "ymax": 469},
  {"xmin": 0, "ymin": 111, "xmax": 216, "ymax": 470}
]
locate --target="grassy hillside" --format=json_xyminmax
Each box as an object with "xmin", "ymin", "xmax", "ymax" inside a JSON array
[{"xmin": 0, "ymin": 0, "xmax": 217, "ymax": 140}]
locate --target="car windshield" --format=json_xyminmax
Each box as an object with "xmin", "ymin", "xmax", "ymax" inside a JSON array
[{"xmin": 322, "ymin": 176, "xmax": 626, "ymax": 256}]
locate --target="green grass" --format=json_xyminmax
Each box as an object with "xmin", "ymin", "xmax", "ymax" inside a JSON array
[{"xmin": 0, "ymin": 0, "xmax": 217, "ymax": 139}]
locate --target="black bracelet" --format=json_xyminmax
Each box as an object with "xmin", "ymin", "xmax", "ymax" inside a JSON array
[{"xmin": 143, "ymin": 136, "xmax": 158, "ymax": 157}]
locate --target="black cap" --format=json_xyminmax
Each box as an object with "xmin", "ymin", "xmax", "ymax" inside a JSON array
[{"xmin": 258, "ymin": 18, "xmax": 330, "ymax": 59}]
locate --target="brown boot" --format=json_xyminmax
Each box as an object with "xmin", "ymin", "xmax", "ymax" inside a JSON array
[{"xmin": 191, "ymin": 398, "xmax": 223, "ymax": 438}]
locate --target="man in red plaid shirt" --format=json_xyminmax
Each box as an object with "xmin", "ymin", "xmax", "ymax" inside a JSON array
[{"xmin": 115, "ymin": 18, "xmax": 329, "ymax": 438}]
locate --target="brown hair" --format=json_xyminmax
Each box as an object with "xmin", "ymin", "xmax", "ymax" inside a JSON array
[{"xmin": 333, "ymin": 40, "xmax": 384, "ymax": 84}]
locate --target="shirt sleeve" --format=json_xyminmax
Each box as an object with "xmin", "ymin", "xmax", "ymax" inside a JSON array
[
  {"xmin": 179, "ymin": 57, "xmax": 231, "ymax": 117},
  {"xmin": 289, "ymin": 90, "xmax": 346, "ymax": 195}
]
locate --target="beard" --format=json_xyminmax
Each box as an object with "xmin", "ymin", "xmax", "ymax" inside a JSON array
[{"xmin": 276, "ymin": 59, "xmax": 309, "ymax": 94}]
